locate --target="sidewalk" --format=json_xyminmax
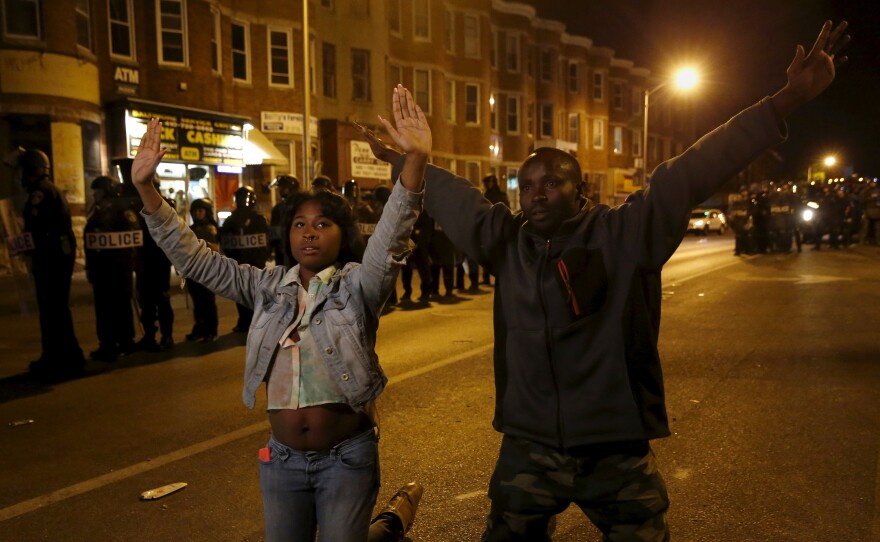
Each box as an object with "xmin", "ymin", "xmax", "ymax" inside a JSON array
[
  {"xmin": 0, "ymin": 265, "xmax": 486, "ymax": 385},
  {"xmin": 0, "ymin": 268, "xmax": 242, "ymax": 383}
]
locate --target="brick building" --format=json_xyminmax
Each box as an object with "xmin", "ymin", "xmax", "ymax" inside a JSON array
[{"xmin": 0, "ymin": 0, "xmax": 695, "ymax": 270}]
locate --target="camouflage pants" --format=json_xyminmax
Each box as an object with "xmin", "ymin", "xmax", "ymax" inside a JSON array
[{"xmin": 482, "ymin": 435, "xmax": 669, "ymax": 542}]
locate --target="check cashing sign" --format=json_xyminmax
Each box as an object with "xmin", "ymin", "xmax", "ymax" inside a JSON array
[
  {"xmin": 123, "ymin": 100, "xmax": 246, "ymax": 166},
  {"xmin": 84, "ymin": 231, "xmax": 144, "ymax": 249}
]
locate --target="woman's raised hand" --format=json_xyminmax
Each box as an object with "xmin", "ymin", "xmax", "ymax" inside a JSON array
[
  {"xmin": 131, "ymin": 118, "xmax": 166, "ymax": 187},
  {"xmin": 378, "ymin": 84, "xmax": 432, "ymax": 158}
]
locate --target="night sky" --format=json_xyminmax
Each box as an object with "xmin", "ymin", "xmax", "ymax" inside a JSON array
[{"xmin": 522, "ymin": 0, "xmax": 879, "ymax": 179}]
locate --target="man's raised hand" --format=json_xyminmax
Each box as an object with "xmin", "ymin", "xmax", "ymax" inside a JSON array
[
  {"xmin": 354, "ymin": 121, "xmax": 403, "ymax": 164},
  {"xmin": 785, "ymin": 20, "xmax": 850, "ymax": 105}
]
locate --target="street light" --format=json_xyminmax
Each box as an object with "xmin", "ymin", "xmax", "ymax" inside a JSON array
[
  {"xmin": 807, "ymin": 154, "xmax": 838, "ymax": 183},
  {"xmin": 643, "ymin": 67, "xmax": 699, "ymax": 182}
]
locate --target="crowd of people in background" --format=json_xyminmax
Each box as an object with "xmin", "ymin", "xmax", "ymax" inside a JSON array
[
  {"xmin": 727, "ymin": 179, "xmax": 880, "ymax": 256},
  {"xmin": 8, "ymin": 142, "xmax": 512, "ymax": 381}
]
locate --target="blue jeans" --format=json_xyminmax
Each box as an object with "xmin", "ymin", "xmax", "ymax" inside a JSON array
[{"xmin": 259, "ymin": 428, "xmax": 380, "ymax": 542}]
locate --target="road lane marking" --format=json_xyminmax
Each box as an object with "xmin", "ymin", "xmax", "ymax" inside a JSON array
[
  {"xmin": 728, "ymin": 272, "xmax": 856, "ymax": 284},
  {"xmin": 663, "ymin": 256, "xmax": 751, "ymax": 286},
  {"xmin": 0, "ymin": 421, "xmax": 268, "ymax": 522},
  {"xmin": 0, "ymin": 343, "xmax": 495, "ymax": 522},
  {"xmin": 455, "ymin": 490, "xmax": 487, "ymax": 500}
]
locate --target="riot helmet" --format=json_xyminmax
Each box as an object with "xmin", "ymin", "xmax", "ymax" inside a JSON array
[
  {"xmin": 312, "ymin": 175, "xmax": 334, "ymax": 192},
  {"xmin": 271, "ymin": 175, "xmax": 300, "ymax": 193},
  {"xmin": 190, "ymin": 197, "xmax": 215, "ymax": 221},
  {"xmin": 90, "ymin": 175, "xmax": 115, "ymax": 192},
  {"xmin": 90, "ymin": 175, "xmax": 116, "ymax": 203},
  {"xmin": 373, "ymin": 185, "xmax": 391, "ymax": 205},
  {"xmin": 18, "ymin": 148, "xmax": 51, "ymax": 182},
  {"xmin": 342, "ymin": 179, "xmax": 359, "ymax": 202},
  {"xmin": 234, "ymin": 186, "xmax": 257, "ymax": 209}
]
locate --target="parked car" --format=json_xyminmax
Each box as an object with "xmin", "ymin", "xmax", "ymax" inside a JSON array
[{"xmin": 688, "ymin": 208, "xmax": 727, "ymax": 235}]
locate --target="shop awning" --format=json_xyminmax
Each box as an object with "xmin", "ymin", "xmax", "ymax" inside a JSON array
[{"xmin": 244, "ymin": 128, "xmax": 288, "ymax": 166}]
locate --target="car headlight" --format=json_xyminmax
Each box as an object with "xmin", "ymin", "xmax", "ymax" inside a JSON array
[
  {"xmin": 802, "ymin": 209, "xmax": 814, "ymax": 222},
  {"xmin": 694, "ymin": 220, "xmax": 704, "ymax": 227}
]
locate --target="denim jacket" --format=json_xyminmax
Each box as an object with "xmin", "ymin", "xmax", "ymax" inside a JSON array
[{"xmin": 143, "ymin": 182, "xmax": 422, "ymax": 409}]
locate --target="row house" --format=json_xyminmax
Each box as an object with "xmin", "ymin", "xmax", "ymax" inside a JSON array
[{"xmin": 0, "ymin": 0, "xmax": 695, "ymax": 269}]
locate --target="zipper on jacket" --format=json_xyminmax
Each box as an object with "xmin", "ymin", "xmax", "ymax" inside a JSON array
[{"xmin": 538, "ymin": 238, "xmax": 565, "ymax": 449}]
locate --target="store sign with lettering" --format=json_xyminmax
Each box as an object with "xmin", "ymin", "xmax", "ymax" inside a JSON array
[
  {"xmin": 126, "ymin": 105, "xmax": 245, "ymax": 166},
  {"xmin": 350, "ymin": 140, "xmax": 391, "ymax": 180}
]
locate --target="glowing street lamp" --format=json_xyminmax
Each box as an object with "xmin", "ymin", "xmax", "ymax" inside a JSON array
[
  {"xmin": 643, "ymin": 67, "xmax": 699, "ymax": 181},
  {"xmin": 808, "ymin": 155, "xmax": 838, "ymax": 183}
]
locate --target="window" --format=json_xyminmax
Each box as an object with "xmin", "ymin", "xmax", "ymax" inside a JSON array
[
  {"xmin": 268, "ymin": 29, "xmax": 292, "ymax": 87},
  {"xmin": 632, "ymin": 87, "xmax": 642, "ymax": 115},
  {"xmin": 540, "ymin": 103, "xmax": 553, "ymax": 138},
  {"xmin": 632, "ymin": 129, "xmax": 642, "ymax": 157},
  {"xmin": 613, "ymin": 126, "xmax": 623, "ymax": 154},
  {"xmin": 490, "ymin": 29, "xmax": 497, "ymax": 69},
  {"xmin": 76, "ymin": 0, "xmax": 91, "ymax": 50},
  {"xmin": 466, "ymin": 161, "xmax": 480, "ymax": 184},
  {"xmin": 389, "ymin": 0, "xmax": 400, "ymax": 33},
  {"xmin": 489, "ymin": 92, "xmax": 497, "ymax": 131},
  {"xmin": 505, "ymin": 33, "xmax": 519, "ymax": 72},
  {"xmin": 3, "ymin": 0, "xmax": 41, "ymax": 39},
  {"xmin": 352, "ymin": 49, "xmax": 371, "ymax": 101},
  {"xmin": 108, "ymin": 0, "xmax": 134, "ymax": 58},
  {"xmin": 568, "ymin": 61, "xmax": 579, "ymax": 93},
  {"xmin": 414, "ymin": 68, "xmax": 431, "ymax": 114},
  {"xmin": 157, "ymin": 0, "xmax": 187, "ymax": 65},
  {"xmin": 592, "ymin": 118, "xmax": 605, "ymax": 149},
  {"xmin": 465, "ymin": 83, "xmax": 479, "ymax": 124},
  {"xmin": 506, "ymin": 95, "xmax": 519, "ymax": 134},
  {"xmin": 540, "ymin": 49, "xmax": 552, "ymax": 82},
  {"xmin": 231, "ymin": 21, "xmax": 249, "ymax": 82},
  {"xmin": 568, "ymin": 113, "xmax": 579, "ymax": 144},
  {"xmin": 413, "ymin": 0, "xmax": 429, "ymax": 39},
  {"xmin": 322, "ymin": 43, "xmax": 336, "ymax": 98},
  {"xmin": 463, "ymin": 14, "xmax": 479, "ymax": 57},
  {"xmin": 592, "ymin": 72, "xmax": 604, "ymax": 101},
  {"xmin": 526, "ymin": 102, "xmax": 534, "ymax": 136},
  {"xmin": 320, "ymin": 0, "xmax": 333, "ymax": 7},
  {"xmin": 351, "ymin": 0, "xmax": 369, "ymax": 17},
  {"xmin": 613, "ymin": 82, "xmax": 624, "ymax": 110},
  {"xmin": 209, "ymin": 6, "xmax": 220, "ymax": 72},
  {"xmin": 444, "ymin": 9, "xmax": 454, "ymax": 53},
  {"xmin": 445, "ymin": 79, "xmax": 455, "ymax": 123}
]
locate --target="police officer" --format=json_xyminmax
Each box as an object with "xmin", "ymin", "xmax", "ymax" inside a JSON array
[
  {"xmin": 186, "ymin": 198, "xmax": 220, "ymax": 341},
  {"xmin": 312, "ymin": 175, "xmax": 335, "ymax": 192},
  {"xmin": 752, "ymin": 187, "xmax": 771, "ymax": 253},
  {"xmin": 134, "ymin": 176, "xmax": 176, "ymax": 352},
  {"xmin": 17, "ymin": 148, "xmax": 86, "ymax": 379},
  {"xmin": 269, "ymin": 175, "xmax": 299, "ymax": 265},
  {"xmin": 220, "ymin": 186, "xmax": 269, "ymax": 332},
  {"xmin": 768, "ymin": 183, "xmax": 798, "ymax": 253},
  {"xmin": 84, "ymin": 176, "xmax": 141, "ymax": 361},
  {"xmin": 343, "ymin": 179, "xmax": 378, "ymax": 241},
  {"xmin": 859, "ymin": 183, "xmax": 880, "ymax": 244},
  {"xmin": 727, "ymin": 186, "xmax": 754, "ymax": 256}
]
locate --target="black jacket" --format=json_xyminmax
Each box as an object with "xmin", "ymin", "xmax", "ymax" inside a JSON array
[{"xmin": 400, "ymin": 98, "xmax": 785, "ymax": 448}]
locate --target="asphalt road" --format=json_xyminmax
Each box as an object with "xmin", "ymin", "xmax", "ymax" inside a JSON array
[{"xmin": 1, "ymin": 234, "xmax": 879, "ymax": 541}]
